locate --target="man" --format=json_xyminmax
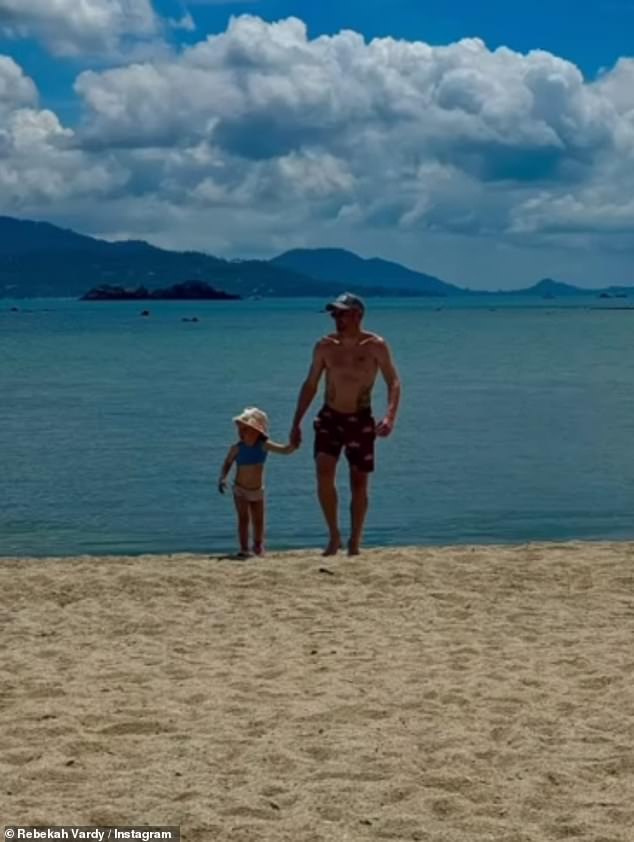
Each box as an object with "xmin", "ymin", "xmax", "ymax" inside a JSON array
[{"xmin": 290, "ymin": 292, "xmax": 401, "ymax": 556}]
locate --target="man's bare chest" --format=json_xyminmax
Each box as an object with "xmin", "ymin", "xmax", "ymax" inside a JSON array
[{"xmin": 325, "ymin": 346, "xmax": 377, "ymax": 376}]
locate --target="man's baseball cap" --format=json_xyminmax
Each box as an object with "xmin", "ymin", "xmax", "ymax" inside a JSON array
[{"xmin": 325, "ymin": 292, "xmax": 365, "ymax": 314}]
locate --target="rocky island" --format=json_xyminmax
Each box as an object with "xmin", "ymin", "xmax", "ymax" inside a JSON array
[{"xmin": 81, "ymin": 281, "xmax": 241, "ymax": 301}]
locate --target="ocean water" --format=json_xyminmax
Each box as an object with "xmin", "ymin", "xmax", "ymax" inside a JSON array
[{"xmin": 2, "ymin": 295, "xmax": 634, "ymax": 556}]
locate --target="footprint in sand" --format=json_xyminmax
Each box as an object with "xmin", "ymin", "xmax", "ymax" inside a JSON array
[{"xmin": 98, "ymin": 721, "xmax": 175, "ymax": 736}]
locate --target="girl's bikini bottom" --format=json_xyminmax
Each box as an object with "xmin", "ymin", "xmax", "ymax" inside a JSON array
[{"xmin": 233, "ymin": 483, "xmax": 265, "ymax": 503}]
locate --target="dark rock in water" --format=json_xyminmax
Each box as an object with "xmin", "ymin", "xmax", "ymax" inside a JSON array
[
  {"xmin": 152, "ymin": 281, "xmax": 239, "ymax": 300},
  {"xmin": 140, "ymin": 309, "xmax": 150, "ymax": 316},
  {"xmin": 10, "ymin": 306, "xmax": 19, "ymax": 312},
  {"xmin": 82, "ymin": 284, "xmax": 150, "ymax": 301},
  {"xmin": 81, "ymin": 281, "xmax": 241, "ymax": 301},
  {"xmin": 182, "ymin": 316, "xmax": 200, "ymax": 322}
]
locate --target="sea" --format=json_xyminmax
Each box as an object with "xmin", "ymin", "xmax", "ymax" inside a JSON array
[{"xmin": 2, "ymin": 294, "xmax": 634, "ymax": 556}]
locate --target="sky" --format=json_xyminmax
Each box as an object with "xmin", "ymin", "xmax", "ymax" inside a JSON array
[{"xmin": 1, "ymin": 1, "xmax": 634, "ymax": 289}]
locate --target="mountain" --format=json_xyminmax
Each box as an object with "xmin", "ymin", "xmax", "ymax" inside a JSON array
[
  {"xmin": 0, "ymin": 216, "xmax": 112, "ymax": 255},
  {"xmin": 271, "ymin": 247, "xmax": 465, "ymax": 295},
  {"xmin": 0, "ymin": 216, "xmax": 418, "ymax": 300},
  {"xmin": 3, "ymin": 216, "xmax": 633, "ymax": 300},
  {"xmin": 0, "ymin": 217, "xmax": 326, "ymax": 298},
  {"xmin": 271, "ymin": 249, "xmax": 634, "ymax": 298},
  {"xmin": 512, "ymin": 278, "xmax": 586, "ymax": 296},
  {"xmin": 510, "ymin": 278, "xmax": 634, "ymax": 297}
]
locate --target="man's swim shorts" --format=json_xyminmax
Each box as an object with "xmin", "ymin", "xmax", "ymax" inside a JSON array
[{"xmin": 313, "ymin": 405, "xmax": 376, "ymax": 472}]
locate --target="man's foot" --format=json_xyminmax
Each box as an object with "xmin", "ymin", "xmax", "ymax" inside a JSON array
[
  {"xmin": 322, "ymin": 534, "xmax": 342, "ymax": 556},
  {"xmin": 347, "ymin": 540, "xmax": 361, "ymax": 556},
  {"xmin": 236, "ymin": 549, "xmax": 251, "ymax": 559},
  {"xmin": 253, "ymin": 543, "xmax": 265, "ymax": 556}
]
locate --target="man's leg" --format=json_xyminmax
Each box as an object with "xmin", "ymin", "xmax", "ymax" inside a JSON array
[
  {"xmin": 316, "ymin": 453, "xmax": 341, "ymax": 555},
  {"xmin": 348, "ymin": 466, "xmax": 369, "ymax": 555}
]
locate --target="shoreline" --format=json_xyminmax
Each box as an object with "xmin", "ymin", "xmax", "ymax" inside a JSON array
[
  {"xmin": 4, "ymin": 534, "xmax": 634, "ymax": 562},
  {"xmin": 2, "ymin": 541, "xmax": 633, "ymax": 840}
]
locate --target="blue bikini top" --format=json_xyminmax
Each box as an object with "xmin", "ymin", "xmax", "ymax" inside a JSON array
[{"xmin": 236, "ymin": 440, "xmax": 268, "ymax": 466}]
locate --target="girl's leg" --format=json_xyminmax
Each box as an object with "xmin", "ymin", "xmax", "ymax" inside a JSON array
[
  {"xmin": 250, "ymin": 499, "xmax": 265, "ymax": 554},
  {"xmin": 233, "ymin": 494, "xmax": 250, "ymax": 555}
]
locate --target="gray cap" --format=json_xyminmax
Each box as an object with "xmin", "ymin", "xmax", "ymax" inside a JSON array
[{"xmin": 325, "ymin": 292, "xmax": 365, "ymax": 314}]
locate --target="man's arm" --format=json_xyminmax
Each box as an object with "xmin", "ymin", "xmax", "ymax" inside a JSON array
[
  {"xmin": 290, "ymin": 341, "xmax": 326, "ymax": 446},
  {"xmin": 375, "ymin": 338, "xmax": 401, "ymax": 437}
]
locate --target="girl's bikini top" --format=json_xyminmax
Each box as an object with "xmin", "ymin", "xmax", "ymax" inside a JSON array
[{"xmin": 236, "ymin": 440, "xmax": 268, "ymax": 466}]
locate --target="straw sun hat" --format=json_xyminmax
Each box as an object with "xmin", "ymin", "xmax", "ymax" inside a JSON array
[{"xmin": 232, "ymin": 407, "xmax": 269, "ymax": 437}]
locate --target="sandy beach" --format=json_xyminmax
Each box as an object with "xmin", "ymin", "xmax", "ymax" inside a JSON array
[{"xmin": 1, "ymin": 542, "xmax": 633, "ymax": 841}]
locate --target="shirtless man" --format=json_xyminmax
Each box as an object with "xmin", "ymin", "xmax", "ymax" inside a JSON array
[{"xmin": 290, "ymin": 293, "xmax": 401, "ymax": 556}]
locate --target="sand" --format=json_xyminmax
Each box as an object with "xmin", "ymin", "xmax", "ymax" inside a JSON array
[{"xmin": 1, "ymin": 542, "xmax": 633, "ymax": 841}]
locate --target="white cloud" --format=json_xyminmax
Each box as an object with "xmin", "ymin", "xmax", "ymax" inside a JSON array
[
  {"xmin": 73, "ymin": 17, "xmax": 617, "ymax": 171},
  {"xmin": 3, "ymin": 17, "xmax": 634, "ymax": 286},
  {"xmin": 0, "ymin": 0, "xmax": 160, "ymax": 56},
  {"xmin": 70, "ymin": 18, "xmax": 628, "ymax": 235},
  {"xmin": 0, "ymin": 55, "xmax": 38, "ymax": 111},
  {"xmin": 0, "ymin": 56, "xmax": 129, "ymax": 206},
  {"xmin": 168, "ymin": 13, "xmax": 196, "ymax": 32},
  {"xmin": 0, "ymin": 106, "xmax": 128, "ymax": 204}
]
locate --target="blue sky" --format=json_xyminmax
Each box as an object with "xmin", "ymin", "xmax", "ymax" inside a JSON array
[
  {"xmin": 7, "ymin": 1, "xmax": 634, "ymax": 119},
  {"xmin": 168, "ymin": 0, "xmax": 634, "ymax": 77},
  {"xmin": 1, "ymin": 1, "xmax": 634, "ymax": 288}
]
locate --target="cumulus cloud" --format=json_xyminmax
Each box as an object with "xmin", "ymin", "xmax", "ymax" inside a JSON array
[
  {"xmin": 3, "ymin": 16, "xmax": 634, "ymax": 285},
  {"xmin": 74, "ymin": 18, "xmax": 616, "ymax": 175},
  {"xmin": 0, "ymin": 0, "xmax": 160, "ymax": 57},
  {"xmin": 0, "ymin": 55, "xmax": 38, "ymax": 111},
  {"xmin": 0, "ymin": 56, "xmax": 128, "ymax": 208},
  {"xmin": 70, "ymin": 18, "xmax": 631, "ymax": 233}
]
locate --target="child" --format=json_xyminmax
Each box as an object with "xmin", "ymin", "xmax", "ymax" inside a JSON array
[{"xmin": 218, "ymin": 407, "xmax": 296, "ymax": 558}]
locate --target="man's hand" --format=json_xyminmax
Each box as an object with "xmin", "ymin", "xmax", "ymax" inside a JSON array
[
  {"xmin": 290, "ymin": 424, "xmax": 302, "ymax": 448},
  {"xmin": 375, "ymin": 417, "xmax": 394, "ymax": 437},
  {"xmin": 218, "ymin": 479, "xmax": 227, "ymax": 494}
]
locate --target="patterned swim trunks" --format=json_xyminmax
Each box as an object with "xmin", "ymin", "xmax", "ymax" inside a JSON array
[{"xmin": 313, "ymin": 405, "xmax": 376, "ymax": 473}]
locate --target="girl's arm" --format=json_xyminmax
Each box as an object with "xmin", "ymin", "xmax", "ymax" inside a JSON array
[
  {"xmin": 265, "ymin": 440, "xmax": 297, "ymax": 455},
  {"xmin": 218, "ymin": 444, "xmax": 239, "ymax": 492}
]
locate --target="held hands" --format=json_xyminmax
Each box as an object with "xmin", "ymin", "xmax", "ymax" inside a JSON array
[
  {"xmin": 375, "ymin": 417, "xmax": 395, "ymax": 437},
  {"xmin": 290, "ymin": 425, "xmax": 302, "ymax": 448},
  {"xmin": 218, "ymin": 479, "xmax": 228, "ymax": 494}
]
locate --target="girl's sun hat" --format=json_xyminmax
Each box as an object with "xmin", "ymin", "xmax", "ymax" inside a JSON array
[{"xmin": 233, "ymin": 407, "xmax": 269, "ymax": 437}]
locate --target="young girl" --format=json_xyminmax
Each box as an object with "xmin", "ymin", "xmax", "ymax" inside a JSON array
[{"xmin": 218, "ymin": 407, "xmax": 296, "ymax": 557}]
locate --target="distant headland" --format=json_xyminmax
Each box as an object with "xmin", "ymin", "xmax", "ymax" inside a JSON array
[
  {"xmin": 81, "ymin": 281, "xmax": 241, "ymax": 301},
  {"xmin": 2, "ymin": 215, "xmax": 634, "ymax": 300}
]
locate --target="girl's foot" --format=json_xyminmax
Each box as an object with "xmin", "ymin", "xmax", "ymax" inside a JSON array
[
  {"xmin": 253, "ymin": 543, "xmax": 265, "ymax": 556},
  {"xmin": 347, "ymin": 540, "xmax": 361, "ymax": 556},
  {"xmin": 236, "ymin": 549, "xmax": 251, "ymax": 559}
]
